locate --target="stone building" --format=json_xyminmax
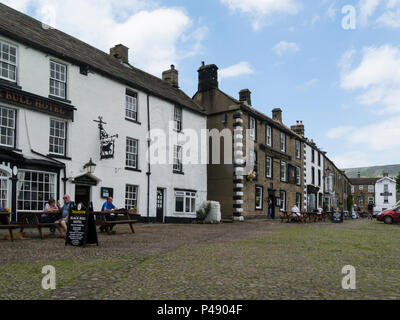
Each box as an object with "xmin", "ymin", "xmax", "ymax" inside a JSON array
[
  {"xmin": 193, "ymin": 62, "xmax": 304, "ymax": 220},
  {"xmin": 324, "ymin": 156, "xmax": 352, "ymax": 212}
]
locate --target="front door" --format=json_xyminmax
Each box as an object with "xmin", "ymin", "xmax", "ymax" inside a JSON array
[
  {"xmin": 156, "ymin": 189, "xmax": 164, "ymax": 223},
  {"xmin": 75, "ymin": 185, "xmax": 91, "ymax": 209}
]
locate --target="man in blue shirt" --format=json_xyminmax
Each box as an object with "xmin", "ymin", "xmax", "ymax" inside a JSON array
[{"xmin": 100, "ymin": 197, "xmax": 117, "ymax": 232}]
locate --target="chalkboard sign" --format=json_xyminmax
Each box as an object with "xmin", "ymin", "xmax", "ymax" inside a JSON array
[
  {"xmin": 65, "ymin": 203, "xmax": 98, "ymax": 247},
  {"xmin": 332, "ymin": 212, "xmax": 344, "ymax": 223}
]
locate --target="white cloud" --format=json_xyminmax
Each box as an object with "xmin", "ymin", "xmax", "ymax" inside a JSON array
[
  {"xmin": 1, "ymin": 0, "xmax": 30, "ymax": 11},
  {"xmin": 326, "ymin": 126, "xmax": 355, "ymax": 139},
  {"xmin": 358, "ymin": 0, "xmax": 380, "ymax": 26},
  {"xmin": 272, "ymin": 41, "xmax": 300, "ymax": 56},
  {"xmin": 327, "ymin": 3, "xmax": 337, "ymax": 20},
  {"xmin": 220, "ymin": 0, "xmax": 301, "ymax": 30},
  {"xmin": 219, "ymin": 62, "xmax": 255, "ymax": 80},
  {"xmin": 331, "ymin": 151, "xmax": 374, "ymax": 169},
  {"xmin": 4, "ymin": 0, "xmax": 206, "ymax": 76},
  {"xmin": 340, "ymin": 45, "xmax": 400, "ymax": 114}
]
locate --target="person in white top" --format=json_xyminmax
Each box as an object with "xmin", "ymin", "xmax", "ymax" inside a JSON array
[
  {"xmin": 317, "ymin": 205, "xmax": 323, "ymax": 215},
  {"xmin": 291, "ymin": 204, "xmax": 302, "ymax": 218}
]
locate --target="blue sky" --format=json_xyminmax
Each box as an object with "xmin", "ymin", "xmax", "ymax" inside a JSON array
[{"xmin": 4, "ymin": 0, "xmax": 400, "ymax": 169}]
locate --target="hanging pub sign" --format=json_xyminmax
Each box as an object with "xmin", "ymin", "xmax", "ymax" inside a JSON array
[
  {"xmin": 65, "ymin": 203, "xmax": 98, "ymax": 247},
  {"xmin": 94, "ymin": 116, "xmax": 118, "ymax": 159},
  {"xmin": 0, "ymin": 84, "xmax": 75, "ymax": 120}
]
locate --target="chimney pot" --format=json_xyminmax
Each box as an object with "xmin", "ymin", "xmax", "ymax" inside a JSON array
[
  {"xmin": 358, "ymin": 172, "xmax": 361, "ymax": 178},
  {"xmin": 110, "ymin": 44, "xmax": 129, "ymax": 64}
]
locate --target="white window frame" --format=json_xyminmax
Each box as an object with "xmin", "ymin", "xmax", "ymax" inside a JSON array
[
  {"xmin": 368, "ymin": 196, "xmax": 375, "ymax": 204},
  {"xmin": 280, "ymin": 190, "xmax": 286, "ymax": 211},
  {"xmin": 126, "ymin": 137, "xmax": 139, "ymax": 169},
  {"xmin": 49, "ymin": 60, "xmax": 67, "ymax": 99},
  {"xmin": 173, "ymin": 145, "xmax": 183, "ymax": 173},
  {"xmin": 125, "ymin": 185, "xmax": 138, "ymax": 209},
  {"xmin": 249, "ymin": 117, "xmax": 256, "ymax": 141},
  {"xmin": 296, "ymin": 166, "xmax": 301, "ymax": 185},
  {"xmin": 359, "ymin": 185, "xmax": 364, "ymax": 191},
  {"xmin": 49, "ymin": 118, "xmax": 66, "ymax": 156},
  {"xmin": 280, "ymin": 161, "xmax": 287, "ymax": 182},
  {"xmin": 280, "ymin": 132, "xmax": 286, "ymax": 153},
  {"xmin": 266, "ymin": 125, "xmax": 272, "ymax": 146},
  {"xmin": 255, "ymin": 186, "xmax": 263, "ymax": 210},
  {"xmin": 351, "ymin": 186, "xmax": 355, "ymax": 193},
  {"xmin": 0, "ymin": 170, "xmax": 10, "ymax": 209},
  {"xmin": 125, "ymin": 92, "xmax": 138, "ymax": 121},
  {"xmin": 0, "ymin": 40, "xmax": 17, "ymax": 82},
  {"xmin": 266, "ymin": 156, "xmax": 272, "ymax": 178},
  {"xmin": 16, "ymin": 170, "xmax": 56, "ymax": 212},
  {"xmin": 174, "ymin": 106, "xmax": 182, "ymax": 132},
  {"xmin": 0, "ymin": 106, "xmax": 16, "ymax": 148},
  {"xmin": 295, "ymin": 140, "xmax": 301, "ymax": 159},
  {"xmin": 175, "ymin": 190, "xmax": 196, "ymax": 214},
  {"xmin": 368, "ymin": 185, "xmax": 374, "ymax": 193}
]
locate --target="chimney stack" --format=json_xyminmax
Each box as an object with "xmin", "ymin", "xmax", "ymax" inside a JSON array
[
  {"xmin": 198, "ymin": 61, "xmax": 219, "ymax": 92},
  {"xmin": 110, "ymin": 44, "xmax": 129, "ymax": 64},
  {"xmin": 291, "ymin": 120, "xmax": 305, "ymax": 137},
  {"xmin": 239, "ymin": 89, "xmax": 252, "ymax": 106},
  {"xmin": 383, "ymin": 172, "xmax": 389, "ymax": 177},
  {"xmin": 272, "ymin": 108, "xmax": 282, "ymax": 123},
  {"xmin": 357, "ymin": 172, "xmax": 361, "ymax": 178},
  {"xmin": 162, "ymin": 65, "xmax": 179, "ymax": 88}
]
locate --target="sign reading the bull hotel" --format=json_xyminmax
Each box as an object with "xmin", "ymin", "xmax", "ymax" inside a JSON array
[{"xmin": 0, "ymin": 2, "xmax": 351, "ymax": 223}]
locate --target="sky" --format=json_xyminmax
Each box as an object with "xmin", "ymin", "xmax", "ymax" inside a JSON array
[{"xmin": 3, "ymin": 0, "xmax": 400, "ymax": 169}]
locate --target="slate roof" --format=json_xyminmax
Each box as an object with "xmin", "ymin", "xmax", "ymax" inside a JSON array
[
  {"xmin": 0, "ymin": 3, "xmax": 205, "ymax": 115},
  {"xmin": 349, "ymin": 178, "xmax": 380, "ymax": 185}
]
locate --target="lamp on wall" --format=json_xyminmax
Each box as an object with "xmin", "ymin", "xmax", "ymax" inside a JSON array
[{"xmin": 84, "ymin": 158, "xmax": 97, "ymax": 174}]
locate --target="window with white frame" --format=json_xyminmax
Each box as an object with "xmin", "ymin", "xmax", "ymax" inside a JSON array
[
  {"xmin": 126, "ymin": 92, "xmax": 138, "ymax": 121},
  {"xmin": 280, "ymin": 161, "xmax": 287, "ymax": 182},
  {"xmin": 175, "ymin": 190, "xmax": 196, "ymax": 213},
  {"xmin": 17, "ymin": 170, "xmax": 56, "ymax": 211},
  {"xmin": 173, "ymin": 145, "xmax": 183, "ymax": 173},
  {"xmin": 351, "ymin": 185, "xmax": 354, "ymax": 193},
  {"xmin": 295, "ymin": 140, "xmax": 301, "ymax": 159},
  {"xmin": 0, "ymin": 106, "xmax": 16, "ymax": 148},
  {"xmin": 368, "ymin": 185, "xmax": 374, "ymax": 193},
  {"xmin": 384, "ymin": 184, "xmax": 389, "ymax": 203},
  {"xmin": 359, "ymin": 185, "xmax": 364, "ymax": 191},
  {"xmin": 50, "ymin": 60, "xmax": 67, "ymax": 99},
  {"xmin": 255, "ymin": 186, "xmax": 263, "ymax": 210},
  {"xmin": 249, "ymin": 117, "xmax": 256, "ymax": 141},
  {"xmin": 49, "ymin": 119, "xmax": 66, "ymax": 156},
  {"xmin": 296, "ymin": 193, "xmax": 302, "ymax": 209},
  {"xmin": 0, "ymin": 170, "xmax": 8, "ymax": 209},
  {"xmin": 0, "ymin": 40, "xmax": 17, "ymax": 82},
  {"xmin": 368, "ymin": 196, "xmax": 375, "ymax": 204},
  {"xmin": 126, "ymin": 137, "xmax": 139, "ymax": 169},
  {"xmin": 280, "ymin": 190, "xmax": 286, "ymax": 211},
  {"xmin": 125, "ymin": 185, "xmax": 138, "ymax": 209},
  {"xmin": 280, "ymin": 132, "xmax": 286, "ymax": 153},
  {"xmin": 266, "ymin": 156, "xmax": 272, "ymax": 178},
  {"xmin": 296, "ymin": 166, "xmax": 301, "ymax": 185},
  {"xmin": 174, "ymin": 106, "xmax": 182, "ymax": 132},
  {"xmin": 266, "ymin": 125, "xmax": 272, "ymax": 146}
]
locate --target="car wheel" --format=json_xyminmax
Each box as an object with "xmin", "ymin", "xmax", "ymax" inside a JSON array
[{"xmin": 384, "ymin": 216, "xmax": 393, "ymax": 225}]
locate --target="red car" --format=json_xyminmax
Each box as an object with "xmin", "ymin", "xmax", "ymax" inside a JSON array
[{"xmin": 377, "ymin": 207, "xmax": 400, "ymax": 224}]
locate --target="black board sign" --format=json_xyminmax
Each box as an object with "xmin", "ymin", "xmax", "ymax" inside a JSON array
[
  {"xmin": 332, "ymin": 212, "xmax": 344, "ymax": 223},
  {"xmin": 65, "ymin": 204, "xmax": 98, "ymax": 247}
]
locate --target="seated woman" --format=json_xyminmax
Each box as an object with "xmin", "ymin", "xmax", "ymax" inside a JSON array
[
  {"xmin": 291, "ymin": 204, "xmax": 302, "ymax": 222},
  {"xmin": 40, "ymin": 198, "xmax": 60, "ymax": 235}
]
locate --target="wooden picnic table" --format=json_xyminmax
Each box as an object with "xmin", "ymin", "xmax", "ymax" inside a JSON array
[{"xmin": 93, "ymin": 210, "xmax": 140, "ymax": 234}]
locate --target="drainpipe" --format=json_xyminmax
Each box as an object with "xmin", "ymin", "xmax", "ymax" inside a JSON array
[{"xmin": 146, "ymin": 94, "xmax": 151, "ymax": 223}]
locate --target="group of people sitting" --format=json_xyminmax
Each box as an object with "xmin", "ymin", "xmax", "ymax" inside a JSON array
[
  {"xmin": 40, "ymin": 195, "xmax": 118, "ymax": 237},
  {"xmin": 290, "ymin": 204, "xmax": 323, "ymax": 222}
]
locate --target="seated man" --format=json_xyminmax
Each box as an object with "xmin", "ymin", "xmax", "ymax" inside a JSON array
[
  {"xmin": 100, "ymin": 197, "xmax": 117, "ymax": 232},
  {"xmin": 291, "ymin": 204, "xmax": 302, "ymax": 222},
  {"xmin": 55, "ymin": 194, "xmax": 73, "ymax": 238}
]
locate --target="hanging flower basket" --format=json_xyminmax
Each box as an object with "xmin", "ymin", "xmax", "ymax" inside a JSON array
[{"xmin": 247, "ymin": 170, "xmax": 257, "ymax": 182}]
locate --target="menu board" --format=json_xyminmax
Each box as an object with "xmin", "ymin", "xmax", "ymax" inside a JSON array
[
  {"xmin": 65, "ymin": 208, "xmax": 98, "ymax": 247},
  {"xmin": 332, "ymin": 212, "xmax": 343, "ymax": 223}
]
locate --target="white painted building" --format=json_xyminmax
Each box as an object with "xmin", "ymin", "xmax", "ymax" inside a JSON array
[
  {"xmin": 304, "ymin": 140, "xmax": 324, "ymax": 211},
  {"xmin": 0, "ymin": 4, "xmax": 207, "ymax": 223},
  {"xmin": 375, "ymin": 176, "xmax": 397, "ymax": 213}
]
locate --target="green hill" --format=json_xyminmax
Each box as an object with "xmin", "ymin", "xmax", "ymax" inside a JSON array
[{"xmin": 344, "ymin": 165, "xmax": 400, "ymax": 178}]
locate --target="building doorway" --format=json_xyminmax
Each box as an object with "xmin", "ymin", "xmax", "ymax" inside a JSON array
[
  {"xmin": 75, "ymin": 185, "xmax": 91, "ymax": 208},
  {"xmin": 156, "ymin": 188, "xmax": 165, "ymax": 223},
  {"xmin": 268, "ymin": 192, "xmax": 275, "ymax": 219}
]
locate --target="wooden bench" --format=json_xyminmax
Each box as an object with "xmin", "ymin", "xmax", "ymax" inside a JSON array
[
  {"xmin": 12, "ymin": 212, "xmax": 59, "ymax": 239},
  {"xmin": 280, "ymin": 211, "xmax": 291, "ymax": 223},
  {"xmin": 0, "ymin": 212, "xmax": 19, "ymax": 242},
  {"xmin": 94, "ymin": 210, "xmax": 140, "ymax": 234}
]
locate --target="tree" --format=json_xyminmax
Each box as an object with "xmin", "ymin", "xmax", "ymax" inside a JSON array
[
  {"xmin": 396, "ymin": 172, "xmax": 400, "ymax": 193},
  {"xmin": 347, "ymin": 195, "xmax": 354, "ymax": 212}
]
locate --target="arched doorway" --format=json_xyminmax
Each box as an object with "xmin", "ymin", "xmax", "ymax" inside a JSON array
[{"xmin": 0, "ymin": 169, "xmax": 10, "ymax": 210}]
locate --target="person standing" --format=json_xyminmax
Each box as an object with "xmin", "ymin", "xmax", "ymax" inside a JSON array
[
  {"xmin": 100, "ymin": 197, "xmax": 117, "ymax": 232},
  {"xmin": 268, "ymin": 198, "xmax": 273, "ymax": 219}
]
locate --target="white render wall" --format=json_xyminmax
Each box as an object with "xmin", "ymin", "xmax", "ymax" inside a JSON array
[
  {"xmin": 304, "ymin": 143, "xmax": 324, "ymax": 210},
  {"xmin": 375, "ymin": 177, "xmax": 396, "ymax": 213},
  {"xmin": 1, "ymin": 34, "xmax": 207, "ymax": 219}
]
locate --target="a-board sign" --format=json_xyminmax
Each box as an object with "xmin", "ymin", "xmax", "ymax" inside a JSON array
[
  {"xmin": 65, "ymin": 205, "xmax": 98, "ymax": 247},
  {"xmin": 332, "ymin": 212, "xmax": 343, "ymax": 223}
]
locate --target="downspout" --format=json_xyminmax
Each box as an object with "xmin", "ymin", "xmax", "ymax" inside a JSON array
[{"xmin": 146, "ymin": 93, "xmax": 151, "ymax": 223}]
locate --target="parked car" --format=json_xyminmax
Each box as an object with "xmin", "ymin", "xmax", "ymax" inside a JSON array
[{"xmin": 377, "ymin": 208, "xmax": 400, "ymax": 224}]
